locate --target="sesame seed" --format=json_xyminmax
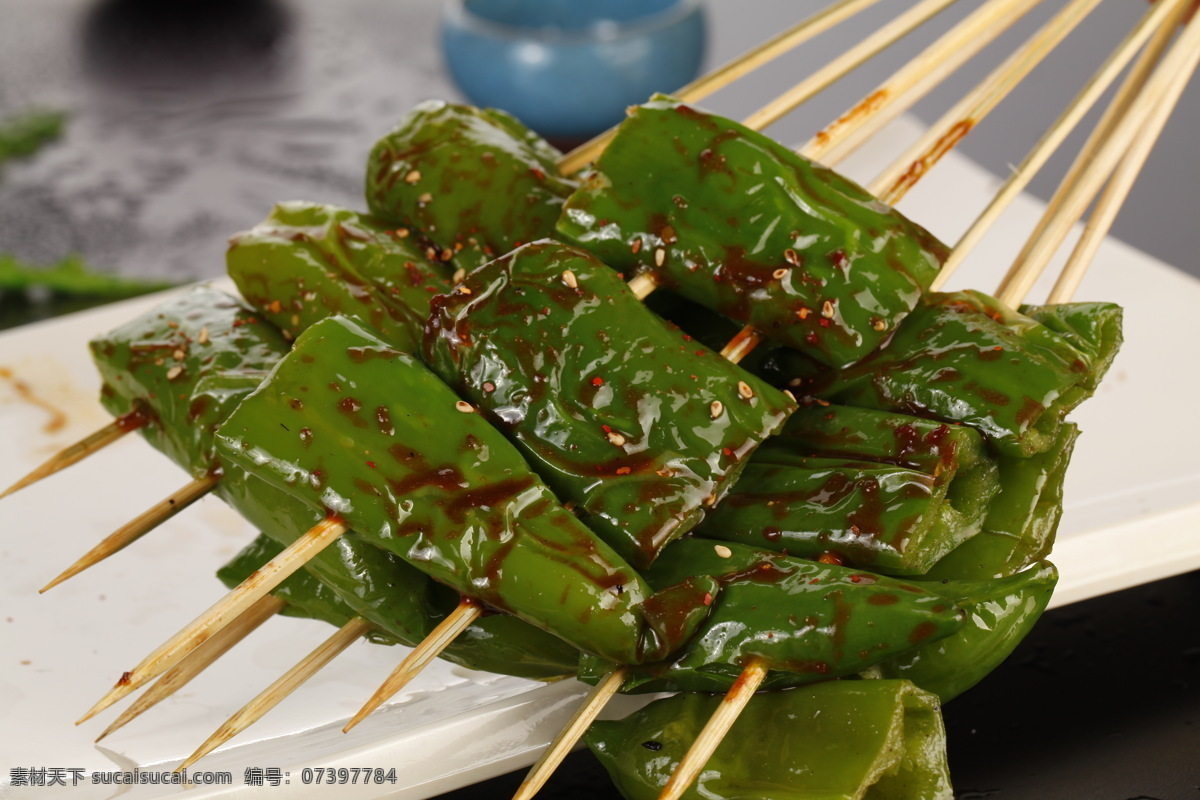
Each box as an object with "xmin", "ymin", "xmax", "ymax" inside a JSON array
[
  {"xmin": 631, "ymin": 239, "xmax": 642, "ymax": 254},
  {"xmin": 292, "ymin": 315, "xmax": 300, "ymax": 326},
  {"xmin": 397, "ymin": 228, "xmax": 410, "ymax": 238},
  {"xmin": 166, "ymin": 366, "xmax": 183, "ymax": 381},
  {"xmin": 714, "ymin": 545, "xmax": 732, "ymax": 558},
  {"xmin": 784, "ymin": 248, "xmax": 800, "ymax": 266},
  {"xmin": 452, "ymin": 268, "xmax": 466, "ymax": 283},
  {"xmin": 607, "ymin": 431, "xmax": 627, "ymax": 447},
  {"xmin": 773, "ymin": 268, "xmax": 788, "ymax": 279},
  {"xmin": 783, "ymin": 389, "xmax": 797, "ymax": 402},
  {"xmin": 440, "ymin": 250, "xmax": 453, "ymax": 261},
  {"xmin": 562, "ymin": 270, "xmax": 578, "ymax": 289},
  {"xmin": 654, "ymin": 247, "xmax": 666, "ymax": 267},
  {"xmin": 405, "ymin": 170, "xmax": 421, "ymax": 183},
  {"xmin": 457, "ymin": 285, "xmax": 473, "ymax": 295},
  {"xmin": 455, "ymin": 401, "xmax": 474, "ymax": 413},
  {"xmin": 872, "ymin": 318, "xmax": 887, "ymax": 331},
  {"xmin": 197, "ymin": 326, "xmax": 209, "ymax": 345},
  {"xmin": 737, "ymin": 381, "xmax": 754, "ymax": 399},
  {"xmin": 418, "ymin": 192, "xmax": 433, "ymax": 203},
  {"xmin": 172, "ymin": 349, "xmax": 186, "ymax": 361},
  {"xmin": 822, "ymin": 300, "xmax": 835, "ymax": 319},
  {"xmin": 710, "ymin": 400, "xmax": 724, "ymax": 419}
]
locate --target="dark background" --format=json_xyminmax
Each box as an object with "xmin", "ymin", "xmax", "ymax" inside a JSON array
[{"xmin": 1, "ymin": 1, "xmax": 1197, "ymax": 797}]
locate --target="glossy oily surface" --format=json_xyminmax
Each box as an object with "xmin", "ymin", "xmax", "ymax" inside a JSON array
[
  {"xmin": 424, "ymin": 240, "xmax": 795, "ymax": 568},
  {"xmin": 366, "ymin": 100, "xmax": 575, "ymax": 271},
  {"xmin": 582, "ymin": 539, "xmax": 965, "ymax": 694},
  {"xmin": 228, "ymin": 201, "xmax": 454, "ymax": 351},
  {"xmin": 872, "ymin": 561, "xmax": 1058, "ymax": 702},
  {"xmin": 216, "ymin": 315, "xmax": 711, "ymax": 664},
  {"xmin": 556, "ymin": 96, "xmax": 946, "ymax": 369},
  {"xmin": 805, "ymin": 293, "xmax": 1122, "ymax": 458},
  {"xmin": 585, "ymin": 682, "xmax": 952, "ymax": 800}
]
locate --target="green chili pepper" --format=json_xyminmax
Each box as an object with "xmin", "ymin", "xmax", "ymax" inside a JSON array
[
  {"xmin": 365, "ymin": 101, "xmax": 576, "ymax": 271},
  {"xmin": 424, "ymin": 240, "xmax": 796, "ymax": 568},
  {"xmin": 866, "ymin": 561, "xmax": 1057, "ymax": 702},
  {"xmin": 556, "ymin": 95, "xmax": 947, "ymax": 369},
  {"xmin": 227, "ymin": 202, "xmax": 454, "ymax": 350},
  {"xmin": 695, "ymin": 404, "xmax": 999, "ymax": 575},
  {"xmin": 579, "ymin": 539, "xmax": 964, "ymax": 693},
  {"xmin": 924, "ymin": 424, "xmax": 1078, "ymax": 581},
  {"xmin": 89, "ymin": 286, "xmax": 290, "ymax": 477},
  {"xmin": 585, "ymin": 681, "xmax": 952, "ymax": 800},
  {"xmin": 215, "ymin": 315, "xmax": 717, "ymax": 665},
  {"xmin": 805, "ymin": 291, "xmax": 1118, "ymax": 458},
  {"xmin": 91, "ymin": 289, "xmax": 577, "ymax": 678}
]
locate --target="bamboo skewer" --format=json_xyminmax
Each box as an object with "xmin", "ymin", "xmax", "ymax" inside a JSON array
[
  {"xmin": 556, "ymin": 0, "xmax": 889, "ymax": 176},
  {"xmin": 1049, "ymin": 38, "xmax": 1197, "ymax": 303},
  {"xmin": 741, "ymin": 0, "xmax": 962, "ymax": 133},
  {"xmin": 934, "ymin": 0, "xmax": 1189, "ymax": 291},
  {"xmin": 40, "ymin": 475, "xmax": 220, "ymax": 593},
  {"xmin": 510, "ymin": 667, "xmax": 628, "ymax": 800},
  {"xmin": 802, "ymin": 0, "xmax": 1043, "ymax": 165},
  {"xmin": 0, "ymin": 411, "xmax": 148, "ymax": 500},
  {"xmin": 868, "ymin": 0, "xmax": 1106, "ymax": 204},
  {"xmin": 997, "ymin": 13, "xmax": 1200, "ymax": 308},
  {"xmin": 95, "ymin": 595, "xmax": 285, "ymax": 743},
  {"xmin": 77, "ymin": 515, "xmax": 349, "ymax": 723},
  {"xmin": 343, "ymin": 599, "xmax": 483, "ymax": 733},
  {"xmin": 658, "ymin": 657, "xmax": 770, "ymax": 800},
  {"xmin": 178, "ymin": 616, "xmax": 372, "ymax": 770}
]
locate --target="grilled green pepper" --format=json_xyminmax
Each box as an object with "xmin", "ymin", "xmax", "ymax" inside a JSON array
[
  {"xmin": 215, "ymin": 315, "xmax": 717, "ymax": 664},
  {"xmin": 365, "ymin": 101, "xmax": 576, "ymax": 271},
  {"xmin": 801, "ymin": 292, "xmax": 1121, "ymax": 458},
  {"xmin": 866, "ymin": 561, "xmax": 1057, "ymax": 701},
  {"xmin": 424, "ymin": 240, "xmax": 796, "ymax": 568},
  {"xmin": 586, "ymin": 681, "xmax": 953, "ymax": 800},
  {"xmin": 227, "ymin": 201, "xmax": 454, "ymax": 350},
  {"xmin": 579, "ymin": 539, "xmax": 964, "ymax": 693},
  {"xmin": 91, "ymin": 290, "xmax": 578, "ymax": 678},
  {"xmin": 556, "ymin": 95, "xmax": 947, "ymax": 369},
  {"xmin": 925, "ymin": 424, "xmax": 1078, "ymax": 581},
  {"xmin": 696, "ymin": 404, "xmax": 999, "ymax": 575}
]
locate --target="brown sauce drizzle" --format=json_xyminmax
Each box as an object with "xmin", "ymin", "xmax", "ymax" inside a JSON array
[{"xmin": 0, "ymin": 366, "xmax": 68, "ymax": 434}]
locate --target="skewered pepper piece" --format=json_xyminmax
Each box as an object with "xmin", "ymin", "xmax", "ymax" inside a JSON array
[
  {"xmin": 866, "ymin": 561, "xmax": 1057, "ymax": 702},
  {"xmin": 90, "ymin": 285, "xmax": 289, "ymax": 477},
  {"xmin": 586, "ymin": 681, "xmax": 953, "ymax": 800},
  {"xmin": 556, "ymin": 95, "xmax": 947, "ymax": 369},
  {"xmin": 365, "ymin": 101, "xmax": 576, "ymax": 271},
  {"xmin": 925, "ymin": 424, "xmax": 1078, "ymax": 581},
  {"xmin": 801, "ymin": 292, "xmax": 1122, "ymax": 458},
  {"xmin": 424, "ymin": 240, "xmax": 796, "ymax": 568},
  {"xmin": 579, "ymin": 539, "xmax": 964, "ymax": 694},
  {"xmin": 91, "ymin": 290, "xmax": 577, "ymax": 678},
  {"xmin": 215, "ymin": 316, "xmax": 718, "ymax": 665},
  {"xmin": 227, "ymin": 202, "xmax": 454, "ymax": 351},
  {"xmin": 696, "ymin": 404, "xmax": 999, "ymax": 575}
]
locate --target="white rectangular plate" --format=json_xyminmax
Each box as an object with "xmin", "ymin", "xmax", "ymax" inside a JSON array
[{"xmin": 2, "ymin": 117, "xmax": 1199, "ymax": 798}]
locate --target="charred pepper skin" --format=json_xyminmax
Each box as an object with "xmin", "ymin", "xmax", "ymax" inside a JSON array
[
  {"xmin": 556, "ymin": 95, "xmax": 947, "ymax": 369},
  {"xmin": 424, "ymin": 240, "xmax": 796, "ymax": 568},
  {"xmin": 91, "ymin": 290, "xmax": 578, "ymax": 678},
  {"xmin": 586, "ymin": 681, "xmax": 953, "ymax": 800},
  {"xmin": 696, "ymin": 404, "xmax": 999, "ymax": 576},
  {"xmin": 802, "ymin": 292, "xmax": 1122, "ymax": 458},
  {"xmin": 365, "ymin": 101, "xmax": 576, "ymax": 271},
  {"xmin": 227, "ymin": 201, "xmax": 454, "ymax": 351},
  {"xmin": 580, "ymin": 539, "xmax": 965, "ymax": 694},
  {"xmin": 215, "ymin": 316, "xmax": 717, "ymax": 665}
]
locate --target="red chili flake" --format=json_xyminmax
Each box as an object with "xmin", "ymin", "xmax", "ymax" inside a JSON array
[
  {"xmin": 850, "ymin": 574, "xmax": 861, "ymax": 583},
  {"xmin": 695, "ymin": 350, "xmax": 705, "ymax": 357},
  {"xmin": 531, "ymin": 167, "xmax": 546, "ymax": 181},
  {"xmin": 702, "ymin": 592, "xmax": 713, "ymax": 607},
  {"xmin": 682, "ymin": 334, "xmax": 692, "ymax": 341},
  {"xmin": 591, "ymin": 377, "xmax": 604, "ymax": 386},
  {"xmin": 483, "ymin": 381, "xmax": 496, "ymax": 392},
  {"xmin": 366, "ymin": 461, "xmax": 377, "ymax": 469},
  {"xmin": 797, "ymin": 307, "xmax": 811, "ymax": 320},
  {"xmin": 615, "ymin": 466, "xmax": 632, "ymax": 475},
  {"xmin": 805, "ymin": 332, "xmax": 820, "ymax": 345},
  {"xmin": 819, "ymin": 318, "xmax": 831, "ymax": 328},
  {"xmin": 601, "ymin": 424, "xmax": 613, "ymax": 434},
  {"xmin": 722, "ymin": 447, "xmax": 733, "ymax": 457}
]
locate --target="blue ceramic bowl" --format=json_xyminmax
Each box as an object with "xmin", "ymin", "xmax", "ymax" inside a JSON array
[{"xmin": 440, "ymin": 0, "xmax": 706, "ymax": 140}]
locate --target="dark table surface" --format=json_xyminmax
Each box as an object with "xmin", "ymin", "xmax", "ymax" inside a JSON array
[{"xmin": 2, "ymin": 2, "xmax": 1197, "ymax": 798}]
